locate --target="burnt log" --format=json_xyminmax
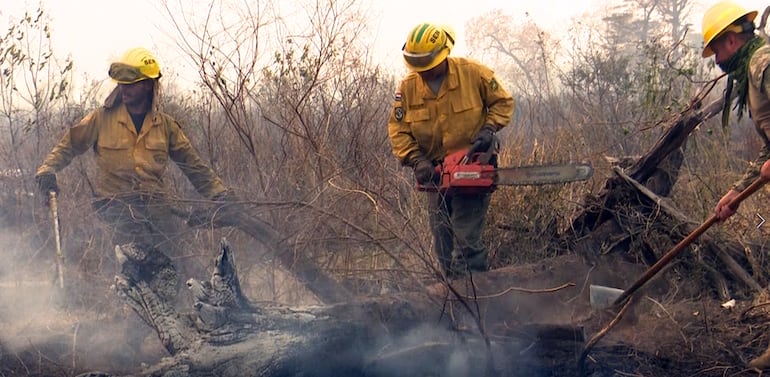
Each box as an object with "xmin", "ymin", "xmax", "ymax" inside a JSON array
[
  {"xmin": 94, "ymin": 240, "xmax": 592, "ymax": 377},
  {"xmin": 571, "ymin": 96, "xmax": 725, "ymax": 235}
]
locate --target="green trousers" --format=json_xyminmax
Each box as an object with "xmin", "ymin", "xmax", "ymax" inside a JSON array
[
  {"xmin": 427, "ymin": 191, "xmax": 491, "ymax": 276},
  {"xmin": 92, "ymin": 194, "xmax": 205, "ymax": 306},
  {"xmin": 91, "ymin": 194, "xmax": 207, "ymax": 282},
  {"xmin": 92, "ymin": 195, "xmax": 183, "ymax": 253}
]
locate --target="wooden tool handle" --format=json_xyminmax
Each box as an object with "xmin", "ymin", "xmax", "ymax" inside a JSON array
[{"xmin": 612, "ymin": 176, "xmax": 768, "ymax": 307}]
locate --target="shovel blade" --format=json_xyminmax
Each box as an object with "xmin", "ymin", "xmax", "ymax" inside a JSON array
[{"xmin": 589, "ymin": 284, "xmax": 624, "ymax": 309}]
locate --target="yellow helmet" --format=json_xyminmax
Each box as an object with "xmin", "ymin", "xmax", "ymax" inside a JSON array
[
  {"xmin": 108, "ymin": 47, "xmax": 162, "ymax": 84},
  {"xmin": 701, "ymin": 1, "xmax": 757, "ymax": 57},
  {"xmin": 402, "ymin": 23, "xmax": 456, "ymax": 72}
]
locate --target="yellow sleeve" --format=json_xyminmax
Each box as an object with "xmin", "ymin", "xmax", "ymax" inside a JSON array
[
  {"xmin": 167, "ymin": 119, "xmax": 227, "ymax": 198},
  {"xmin": 387, "ymin": 81, "xmax": 423, "ymax": 165},
  {"xmin": 35, "ymin": 111, "xmax": 100, "ymax": 176},
  {"xmin": 478, "ymin": 66, "xmax": 514, "ymax": 131}
]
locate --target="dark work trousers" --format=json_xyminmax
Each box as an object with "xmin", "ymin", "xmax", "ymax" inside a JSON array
[
  {"xmin": 427, "ymin": 191, "xmax": 491, "ymax": 276},
  {"xmin": 92, "ymin": 195, "xmax": 204, "ymax": 287}
]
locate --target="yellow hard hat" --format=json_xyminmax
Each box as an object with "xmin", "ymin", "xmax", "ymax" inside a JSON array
[
  {"xmin": 108, "ymin": 47, "xmax": 162, "ymax": 84},
  {"xmin": 402, "ymin": 23, "xmax": 455, "ymax": 72},
  {"xmin": 701, "ymin": 1, "xmax": 757, "ymax": 57}
]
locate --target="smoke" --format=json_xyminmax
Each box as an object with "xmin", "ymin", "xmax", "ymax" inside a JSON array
[
  {"xmin": 0, "ymin": 228, "xmax": 164, "ymax": 375},
  {"xmin": 359, "ymin": 314, "xmax": 565, "ymax": 377},
  {"xmin": 362, "ymin": 323, "xmax": 484, "ymax": 377}
]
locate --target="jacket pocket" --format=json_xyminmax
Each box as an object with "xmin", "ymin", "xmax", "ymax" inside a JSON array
[
  {"xmin": 451, "ymin": 95, "xmax": 482, "ymax": 114},
  {"xmin": 451, "ymin": 95, "xmax": 484, "ymax": 140},
  {"xmin": 404, "ymin": 107, "xmax": 434, "ymax": 148},
  {"xmin": 404, "ymin": 107, "xmax": 431, "ymax": 123},
  {"xmin": 98, "ymin": 136, "xmax": 133, "ymax": 150},
  {"xmin": 144, "ymin": 137, "xmax": 169, "ymax": 166},
  {"xmin": 96, "ymin": 136, "xmax": 134, "ymax": 171}
]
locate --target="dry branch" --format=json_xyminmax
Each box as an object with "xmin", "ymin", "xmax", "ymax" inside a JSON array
[
  {"xmin": 624, "ymin": 90, "xmax": 730, "ymax": 184},
  {"xmin": 612, "ymin": 166, "xmax": 762, "ymax": 293}
]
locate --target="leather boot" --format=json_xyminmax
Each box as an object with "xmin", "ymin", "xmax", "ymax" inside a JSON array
[{"xmin": 749, "ymin": 346, "xmax": 770, "ymax": 369}]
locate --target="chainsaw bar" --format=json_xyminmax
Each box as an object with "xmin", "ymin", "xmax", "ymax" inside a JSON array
[{"xmin": 495, "ymin": 163, "xmax": 593, "ymax": 186}]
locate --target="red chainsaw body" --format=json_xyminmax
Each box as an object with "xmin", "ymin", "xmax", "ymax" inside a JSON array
[{"xmin": 416, "ymin": 148, "xmax": 497, "ymax": 194}]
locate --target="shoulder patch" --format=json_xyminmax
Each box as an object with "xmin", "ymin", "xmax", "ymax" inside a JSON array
[
  {"xmin": 394, "ymin": 107, "xmax": 405, "ymax": 122},
  {"xmin": 490, "ymin": 78, "xmax": 499, "ymax": 91},
  {"xmin": 749, "ymin": 44, "xmax": 770, "ymax": 88}
]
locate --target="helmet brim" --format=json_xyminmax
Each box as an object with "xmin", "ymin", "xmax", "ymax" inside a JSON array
[{"xmin": 404, "ymin": 48, "xmax": 449, "ymax": 72}]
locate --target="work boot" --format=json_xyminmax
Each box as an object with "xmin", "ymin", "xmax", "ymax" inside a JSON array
[{"xmin": 749, "ymin": 346, "xmax": 770, "ymax": 369}]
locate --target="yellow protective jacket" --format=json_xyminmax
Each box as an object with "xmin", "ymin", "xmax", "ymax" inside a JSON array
[
  {"xmin": 36, "ymin": 86, "xmax": 227, "ymax": 199},
  {"xmin": 387, "ymin": 57, "xmax": 514, "ymax": 165},
  {"xmin": 736, "ymin": 42, "xmax": 770, "ymax": 191}
]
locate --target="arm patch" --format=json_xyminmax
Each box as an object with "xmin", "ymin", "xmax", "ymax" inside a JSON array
[{"xmin": 394, "ymin": 107, "xmax": 405, "ymax": 121}]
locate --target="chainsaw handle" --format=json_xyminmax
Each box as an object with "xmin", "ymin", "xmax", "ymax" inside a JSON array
[{"xmin": 462, "ymin": 140, "xmax": 485, "ymax": 165}]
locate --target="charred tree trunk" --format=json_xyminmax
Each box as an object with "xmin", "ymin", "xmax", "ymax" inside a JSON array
[
  {"xmin": 566, "ymin": 93, "xmax": 762, "ymax": 299},
  {"xmin": 571, "ymin": 96, "xmax": 725, "ymax": 235},
  {"xmin": 96, "ymin": 241, "xmax": 594, "ymax": 377}
]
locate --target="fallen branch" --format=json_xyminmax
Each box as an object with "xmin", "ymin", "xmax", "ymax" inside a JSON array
[{"xmin": 457, "ymin": 282, "xmax": 576, "ymax": 300}]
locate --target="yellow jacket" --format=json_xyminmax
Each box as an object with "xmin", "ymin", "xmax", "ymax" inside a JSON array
[
  {"xmin": 387, "ymin": 57, "xmax": 514, "ymax": 164},
  {"xmin": 36, "ymin": 97, "xmax": 227, "ymax": 199}
]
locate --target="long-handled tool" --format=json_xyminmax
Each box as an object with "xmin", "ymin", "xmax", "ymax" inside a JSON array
[
  {"xmin": 590, "ymin": 175, "xmax": 768, "ymax": 309},
  {"xmin": 49, "ymin": 191, "xmax": 65, "ymax": 289}
]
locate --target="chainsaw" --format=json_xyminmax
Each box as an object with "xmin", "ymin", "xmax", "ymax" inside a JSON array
[{"xmin": 416, "ymin": 142, "xmax": 593, "ymax": 194}]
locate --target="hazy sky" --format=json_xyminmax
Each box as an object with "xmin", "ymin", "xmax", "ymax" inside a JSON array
[
  {"xmin": 3, "ymin": 0, "xmax": 770, "ymax": 88},
  {"xmin": 0, "ymin": 0, "xmax": 597, "ymax": 82}
]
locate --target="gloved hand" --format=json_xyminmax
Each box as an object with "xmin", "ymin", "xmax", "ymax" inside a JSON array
[
  {"xmin": 412, "ymin": 158, "xmax": 436, "ymax": 185},
  {"xmin": 36, "ymin": 172, "xmax": 59, "ymax": 195},
  {"xmin": 213, "ymin": 190, "xmax": 239, "ymax": 203},
  {"xmin": 36, "ymin": 173, "xmax": 59, "ymax": 206},
  {"xmin": 472, "ymin": 124, "xmax": 497, "ymax": 152}
]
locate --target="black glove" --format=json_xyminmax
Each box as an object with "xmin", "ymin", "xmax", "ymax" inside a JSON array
[
  {"xmin": 472, "ymin": 124, "xmax": 497, "ymax": 152},
  {"xmin": 412, "ymin": 158, "xmax": 436, "ymax": 185},
  {"xmin": 36, "ymin": 173, "xmax": 59, "ymax": 196}
]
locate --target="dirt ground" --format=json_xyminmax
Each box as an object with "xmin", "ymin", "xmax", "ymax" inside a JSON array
[
  {"xmin": 0, "ymin": 253, "xmax": 768, "ymax": 377},
  {"xmin": 0, "ymin": 278, "xmax": 167, "ymax": 377},
  {"xmin": 426, "ymin": 253, "xmax": 770, "ymax": 377}
]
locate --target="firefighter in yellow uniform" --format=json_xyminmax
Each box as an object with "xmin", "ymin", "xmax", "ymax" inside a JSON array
[
  {"xmin": 387, "ymin": 23, "xmax": 514, "ymax": 277},
  {"xmin": 701, "ymin": 0, "xmax": 770, "ymax": 369},
  {"xmin": 35, "ymin": 47, "xmax": 233, "ymax": 279}
]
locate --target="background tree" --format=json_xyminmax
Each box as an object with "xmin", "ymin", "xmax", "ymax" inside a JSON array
[{"xmin": 0, "ymin": 7, "xmax": 72, "ymax": 209}]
